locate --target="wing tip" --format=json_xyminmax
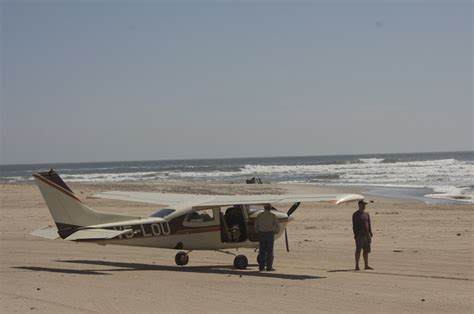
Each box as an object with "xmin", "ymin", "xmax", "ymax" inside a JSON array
[{"xmin": 335, "ymin": 194, "xmax": 365, "ymax": 205}]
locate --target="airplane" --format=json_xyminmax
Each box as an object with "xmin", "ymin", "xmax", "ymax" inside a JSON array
[{"xmin": 31, "ymin": 170, "xmax": 364, "ymax": 269}]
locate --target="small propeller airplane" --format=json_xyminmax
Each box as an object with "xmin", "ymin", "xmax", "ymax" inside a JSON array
[{"xmin": 31, "ymin": 170, "xmax": 364, "ymax": 269}]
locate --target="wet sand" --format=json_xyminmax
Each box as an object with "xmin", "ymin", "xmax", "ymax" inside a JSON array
[{"xmin": 1, "ymin": 182, "xmax": 473, "ymax": 313}]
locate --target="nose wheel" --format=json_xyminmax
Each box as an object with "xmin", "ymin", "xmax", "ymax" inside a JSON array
[{"xmin": 175, "ymin": 251, "xmax": 189, "ymax": 266}]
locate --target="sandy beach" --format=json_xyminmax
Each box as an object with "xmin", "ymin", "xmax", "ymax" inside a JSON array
[{"xmin": 0, "ymin": 181, "xmax": 472, "ymax": 313}]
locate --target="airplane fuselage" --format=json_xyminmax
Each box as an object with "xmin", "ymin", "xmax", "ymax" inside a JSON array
[{"xmin": 85, "ymin": 208, "xmax": 289, "ymax": 250}]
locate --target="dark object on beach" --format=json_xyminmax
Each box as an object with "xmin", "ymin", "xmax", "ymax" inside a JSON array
[
  {"xmin": 421, "ymin": 299, "xmax": 425, "ymax": 302},
  {"xmin": 246, "ymin": 177, "xmax": 263, "ymax": 184},
  {"xmin": 393, "ymin": 250, "xmax": 403, "ymax": 252},
  {"xmin": 456, "ymin": 233, "xmax": 461, "ymax": 236}
]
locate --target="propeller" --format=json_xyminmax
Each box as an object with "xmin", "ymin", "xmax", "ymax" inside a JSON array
[{"xmin": 285, "ymin": 202, "xmax": 301, "ymax": 252}]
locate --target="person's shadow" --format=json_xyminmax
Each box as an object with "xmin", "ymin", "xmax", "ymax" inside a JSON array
[{"xmin": 14, "ymin": 259, "xmax": 325, "ymax": 281}]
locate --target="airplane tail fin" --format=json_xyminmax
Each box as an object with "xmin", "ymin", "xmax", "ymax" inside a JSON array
[{"xmin": 33, "ymin": 170, "xmax": 137, "ymax": 238}]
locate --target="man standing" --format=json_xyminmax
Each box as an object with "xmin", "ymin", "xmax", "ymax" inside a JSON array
[
  {"xmin": 255, "ymin": 203, "xmax": 281, "ymax": 271},
  {"xmin": 352, "ymin": 200, "xmax": 373, "ymax": 270}
]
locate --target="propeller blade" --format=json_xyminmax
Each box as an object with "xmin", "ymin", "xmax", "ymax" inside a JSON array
[
  {"xmin": 285, "ymin": 228, "xmax": 289, "ymax": 252},
  {"xmin": 287, "ymin": 202, "xmax": 301, "ymax": 217}
]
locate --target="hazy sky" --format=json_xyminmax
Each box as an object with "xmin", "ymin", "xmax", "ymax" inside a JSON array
[{"xmin": 1, "ymin": 1, "xmax": 472, "ymax": 164}]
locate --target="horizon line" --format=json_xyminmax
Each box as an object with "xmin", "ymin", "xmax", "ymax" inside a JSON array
[{"xmin": 1, "ymin": 149, "xmax": 472, "ymax": 167}]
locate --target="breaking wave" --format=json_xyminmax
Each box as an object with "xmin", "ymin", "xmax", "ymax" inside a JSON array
[{"xmin": 1, "ymin": 152, "xmax": 472, "ymax": 203}]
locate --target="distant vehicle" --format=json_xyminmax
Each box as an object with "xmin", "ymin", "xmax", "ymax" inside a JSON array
[
  {"xmin": 246, "ymin": 177, "xmax": 263, "ymax": 184},
  {"xmin": 32, "ymin": 170, "xmax": 363, "ymax": 269}
]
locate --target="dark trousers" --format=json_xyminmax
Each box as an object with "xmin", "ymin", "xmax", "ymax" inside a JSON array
[{"xmin": 257, "ymin": 231, "xmax": 275, "ymax": 270}]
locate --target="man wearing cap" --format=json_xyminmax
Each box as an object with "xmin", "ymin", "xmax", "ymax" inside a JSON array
[
  {"xmin": 352, "ymin": 200, "xmax": 373, "ymax": 270},
  {"xmin": 255, "ymin": 203, "xmax": 281, "ymax": 271}
]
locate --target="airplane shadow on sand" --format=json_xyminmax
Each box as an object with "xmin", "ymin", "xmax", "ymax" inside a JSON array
[{"xmin": 14, "ymin": 260, "xmax": 325, "ymax": 281}]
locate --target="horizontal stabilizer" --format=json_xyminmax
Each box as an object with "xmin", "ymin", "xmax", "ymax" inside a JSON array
[
  {"xmin": 31, "ymin": 226, "xmax": 60, "ymax": 240},
  {"xmin": 65, "ymin": 228, "xmax": 132, "ymax": 241}
]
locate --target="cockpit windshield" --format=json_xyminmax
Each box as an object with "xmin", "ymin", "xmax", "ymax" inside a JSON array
[{"xmin": 150, "ymin": 208, "xmax": 175, "ymax": 218}]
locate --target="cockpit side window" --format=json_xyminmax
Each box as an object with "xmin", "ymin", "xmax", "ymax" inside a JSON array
[
  {"xmin": 183, "ymin": 208, "xmax": 218, "ymax": 227},
  {"xmin": 185, "ymin": 208, "xmax": 214, "ymax": 222}
]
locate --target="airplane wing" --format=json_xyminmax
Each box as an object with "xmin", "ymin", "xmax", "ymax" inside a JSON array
[
  {"xmin": 92, "ymin": 191, "xmax": 214, "ymax": 207},
  {"xmin": 93, "ymin": 191, "xmax": 364, "ymax": 208},
  {"xmin": 195, "ymin": 193, "xmax": 364, "ymax": 208}
]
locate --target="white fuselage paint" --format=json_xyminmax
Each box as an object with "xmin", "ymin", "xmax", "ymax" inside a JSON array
[{"xmin": 96, "ymin": 220, "xmax": 288, "ymax": 251}]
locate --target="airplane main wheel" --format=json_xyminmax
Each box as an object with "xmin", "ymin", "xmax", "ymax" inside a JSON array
[
  {"xmin": 175, "ymin": 251, "xmax": 189, "ymax": 266},
  {"xmin": 233, "ymin": 255, "xmax": 248, "ymax": 270}
]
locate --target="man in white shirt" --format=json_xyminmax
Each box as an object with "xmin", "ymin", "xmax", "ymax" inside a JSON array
[{"xmin": 254, "ymin": 203, "xmax": 281, "ymax": 271}]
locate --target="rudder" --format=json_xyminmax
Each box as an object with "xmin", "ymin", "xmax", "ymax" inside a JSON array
[{"xmin": 33, "ymin": 170, "xmax": 137, "ymax": 237}]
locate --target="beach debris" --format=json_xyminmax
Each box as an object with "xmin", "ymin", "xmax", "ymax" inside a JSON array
[
  {"xmin": 36, "ymin": 288, "xmax": 41, "ymax": 291},
  {"xmin": 393, "ymin": 250, "xmax": 403, "ymax": 252},
  {"xmin": 421, "ymin": 299, "xmax": 425, "ymax": 302},
  {"xmin": 456, "ymin": 233, "xmax": 461, "ymax": 236}
]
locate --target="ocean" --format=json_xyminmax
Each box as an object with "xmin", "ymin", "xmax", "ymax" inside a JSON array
[{"xmin": 1, "ymin": 151, "xmax": 473, "ymax": 204}]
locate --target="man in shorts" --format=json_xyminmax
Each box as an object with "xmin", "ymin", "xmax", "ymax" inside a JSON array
[{"xmin": 352, "ymin": 200, "xmax": 373, "ymax": 270}]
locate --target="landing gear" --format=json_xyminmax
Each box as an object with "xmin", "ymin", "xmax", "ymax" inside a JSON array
[
  {"xmin": 175, "ymin": 251, "xmax": 189, "ymax": 266},
  {"xmin": 215, "ymin": 250, "xmax": 248, "ymax": 270},
  {"xmin": 233, "ymin": 255, "xmax": 248, "ymax": 269},
  {"xmin": 175, "ymin": 250, "xmax": 248, "ymax": 269}
]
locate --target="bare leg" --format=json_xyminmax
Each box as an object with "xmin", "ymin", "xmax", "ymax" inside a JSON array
[
  {"xmin": 363, "ymin": 251, "xmax": 373, "ymax": 270},
  {"xmin": 355, "ymin": 249, "xmax": 361, "ymax": 270}
]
